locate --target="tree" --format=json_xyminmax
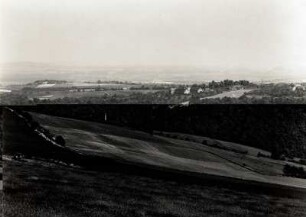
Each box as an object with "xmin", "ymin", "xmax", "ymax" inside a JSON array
[
  {"xmin": 283, "ymin": 164, "xmax": 306, "ymax": 178},
  {"xmin": 190, "ymin": 84, "xmax": 199, "ymax": 95}
]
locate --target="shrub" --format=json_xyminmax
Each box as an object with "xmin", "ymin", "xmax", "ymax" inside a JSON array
[
  {"xmin": 283, "ymin": 164, "xmax": 306, "ymax": 179},
  {"xmin": 257, "ymin": 152, "xmax": 270, "ymax": 158},
  {"xmin": 271, "ymin": 151, "xmax": 286, "ymax": 160}
]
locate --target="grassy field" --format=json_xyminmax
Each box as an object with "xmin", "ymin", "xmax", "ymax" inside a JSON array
[
  {"xmin": 3, "ymin": 110, "xmax": 306, "ymax": 216},
  {"xmin": 154, "ymin": 131, "xmax": 271, "ymax": 157},
  {"xmin": 28, "ymin": 89, "xmax": 162, "ymax": 100},
  {"xmin": 201, "ymin": 89, "xmax": 254, "ymax": 99},
  {"xmin": 4, "ymin": 156, "xmax": 306, "ymax": 217},
  {"xmin": 30, "ymin": 112, "xmax": 306, "ymax": 188}
]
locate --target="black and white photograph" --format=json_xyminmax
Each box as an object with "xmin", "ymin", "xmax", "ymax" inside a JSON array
[
  {"xmin": 1, "ymin": 0, "xmax": 306, "ymax": 105},
  {"xmin": 1, "ymin": 105, "xmax": 306, "ymax": 216},
  {"xmin": 1, "ymin": 0, "xmax": 306, "ymax": 216}
]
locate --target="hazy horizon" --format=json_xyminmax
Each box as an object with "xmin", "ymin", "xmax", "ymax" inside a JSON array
[
  {"xmin": 1, "ymin": 0, "xmax": 306, "ymax": 83},
  {"xmin": 1, "ymin": 61, "xmax": 306, "ymax": 84}
]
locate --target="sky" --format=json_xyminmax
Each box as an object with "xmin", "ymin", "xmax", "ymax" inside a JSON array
[{"xmin": 1, "ymin": 0, "xmax": 306, "ymax": 81}]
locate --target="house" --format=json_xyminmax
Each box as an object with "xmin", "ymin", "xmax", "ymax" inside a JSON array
[
  {"xmin": 184, "ymin": 87, "xmax": 191, "ymax": 95},
  {"xmin": 292, "ymin": 84, "xmax": 305, "ymax": 92},
  {"xmin": 197, "ymin": 88, "xmax": 204, "ymax": 93}
]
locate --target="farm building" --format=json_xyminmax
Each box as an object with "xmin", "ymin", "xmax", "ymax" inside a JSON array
[{"xmin": 292, "ymin": 84, "xmax": 305, "ymax": 92}]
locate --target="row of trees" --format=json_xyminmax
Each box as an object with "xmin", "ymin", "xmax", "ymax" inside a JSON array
[
  {"xmin": 208, "ymin": 79, "xmax": 251, "ymax": 89},
  {"xmin": 249, "ymin": 83, "xmax": 305, "ymax": 98},
  {"xmin": 18, "ymin": 110, "xmax": 66, "ymax": 147},
  {"xmin": 283, "ymin": 164, "xmax": 306, "ymax": 179},
  {"xmin": 27, "ymin": 80, "xmax": 68, "ymax": 85},
  {"xmin": 152, "ymin": 105, "xmax": 306, "ymax": 159},
  {"xmin": 197, "ymin": 96, "xmax": 306, "ymax": 104}
]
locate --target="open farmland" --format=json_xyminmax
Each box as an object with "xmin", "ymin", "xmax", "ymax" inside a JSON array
[
  {"xmin": 201, "ymin": 89, "xmax": 254, "ymax": 99},
  {"xmin": 21, "ymin": 82, "xmax": 165, "ymax": 101},
  {"xmin": 2, "ymin": 109, "xmax": 306, "ymax": 216},
  {"xmin": 29, "ymin": 89, "xmax": 162, "ymax": 101}
]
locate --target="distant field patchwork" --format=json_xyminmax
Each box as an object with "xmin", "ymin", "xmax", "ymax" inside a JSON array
[{"xmin": 201, "ymin": 89, "xmax": 253, "ymax": 99}]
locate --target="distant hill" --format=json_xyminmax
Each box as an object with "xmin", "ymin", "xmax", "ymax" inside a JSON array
[{"xmin": 2, "ymin": 62, "xmax": 305, "ymax": 84}]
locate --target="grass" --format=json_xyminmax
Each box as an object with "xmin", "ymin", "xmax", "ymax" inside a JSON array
[
  {"xmin": 4, "ymin": 157, "xmax": 306, "ymax": 217},
  {"xmin": 200, "ymin": 89, "xmax": 254, "ymax": 100},
  {"xmin": 22, "ymin": 112, "xmax": 306, "ymax": 188},
  {"xmin": 3, "ymin": 109, "xmax": 306, "ymax": 216},
  {"xmin": 155, "ymin": 131, "xmax": 270, "ymax": 157}
]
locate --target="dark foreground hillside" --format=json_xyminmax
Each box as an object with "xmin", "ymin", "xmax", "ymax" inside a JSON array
[
  {"xmin": 2, "ymin": 106, "xmax": 306, "ymax": 216},
  {"xmin": 4, "ymin": 156, "xmax": 306, "ymax": 217}
]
